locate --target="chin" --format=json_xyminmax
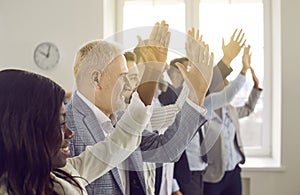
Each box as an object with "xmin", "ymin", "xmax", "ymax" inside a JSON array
[{"xmin": 52, "ymin": 160, "xmax": 67, "ymax": 169}]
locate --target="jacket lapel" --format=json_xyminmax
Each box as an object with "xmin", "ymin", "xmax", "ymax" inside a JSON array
[
  {"xmin": 72, "ymin": 93, "xmax": 125, "ymax": 194},
  {"xmin": 127, "ymin": 150, "xmax": 147, "ymax": 194},
  {"xmin": 72, "ymin": 93, "xmax": 105, "ymax": 143}
]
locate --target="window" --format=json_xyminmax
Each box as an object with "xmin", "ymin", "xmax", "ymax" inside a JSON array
[
  {"xmin": 117, "ymin": 0, "xmax": 280, "ymax": 166},
  {"xmin": 121, "ymin": 0, "xmax": 186, "ymax": 62},
  {"xmin": 123, "ymin": 0, "xmax": 185, "ymax": 31},
  {"xmin": 198, "ymin": 0, "xmax": 268, "ymax": 158}
]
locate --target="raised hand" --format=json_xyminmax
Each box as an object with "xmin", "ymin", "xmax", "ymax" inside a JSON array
[
  {"xmin": 136, "ymin": 20, "xmax": 171, "ymax": 105},
  {"xmin": 176, "ymin": 28, "xmax": 214, "ymax": 106},
  {"xmin": 241, "ymin": 45, "xmax": 251, "ymax": 75},
  {"xmin": 135, "ymin": 21, "xmax": 170, "ymax": 67},
  {"xmin": 222, "ymin": 29, "xmax": 246, "ymax": 67}
]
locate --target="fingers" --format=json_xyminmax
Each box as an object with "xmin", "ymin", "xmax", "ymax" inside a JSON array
[
  {"xmin": 222, "ymin": 37, "xmax": 225, "ymax": 48},
  {"xmin": 189, "ymin": 27, "xmax": 195, "ymax": 38},
  {"xmin": 198, "ymin": 43, "xmax": 204, "ymax": 64},
  {"xmin": 238, "ymin": 32, "xmax": 245, "ymax": 44},
  {"xmin": 162, "ymin": 31, "xmax": 171, "ymax": 48},
  {"xmin": 209, "ymin": 52, "xmax": 214, "ymax": 68},
  {"xmin": 136, "ymin": 35, "xmax": 145, "ymax": 46},
  {"xmin": 202, "ymin": 45, "xmax": 210, "ymax": 66},
  {"xmin": 196, "ymin": 29, "xmax": 200, "ymax": 41},
  {"xmin": 230, "ymin": 29, "xmax": 238, "ymax": 41},
  {"xmin": 186, "ymin": 27, "xmax": 214, "ymax": 69},
  {"xmin": 230, "ymin": 29, "xmax": 246, "ymax": 47},
  {"xmin": 149, "ymin": 22, "xmax": 159, "ymax": 41},
  {"xmin": 244, "ymin": 45, "xmax": 251, "ymax": 55},
  {"xmin": 149, "ymin": 20, "xmax": 170, "ymax": 48},
  {"xmin": 157, "ymin": 20, "xmax": 168, "ymax": 42},
  {"xmin": 235, "ymin": 29, "xmax": 243, "ymax": 42},
  {"xmin": 241, "ymin": 39, "xmax": 246, "ymax": 47}
]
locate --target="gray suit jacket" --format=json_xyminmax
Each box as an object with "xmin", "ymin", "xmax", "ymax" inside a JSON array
[
  {"xmin": 203, "ymin": 87, "xmax": 262, "ymax": 183},
  {"xmin": 67, "ymin": 92, "xmax": 206, "ymax": 195}
]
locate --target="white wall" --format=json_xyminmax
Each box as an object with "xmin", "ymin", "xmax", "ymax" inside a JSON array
[
  {"xmin": 1, "ymin": 0, "xmax": 300, "ymax": 194},
  {"xmin": 241, "ymin": 0, "xmax": 300, "ymax": 194},
  {"xmin": 0, "ymin": 0, "xmax": 101, "ymax": 91}
]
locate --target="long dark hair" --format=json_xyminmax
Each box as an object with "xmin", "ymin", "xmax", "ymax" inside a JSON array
[{"xmin": 0, "ymin": 69, "xmax": 82, "ymax": 195}]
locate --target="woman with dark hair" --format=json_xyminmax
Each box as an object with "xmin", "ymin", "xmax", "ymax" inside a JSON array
[{"xmin": 0, "ymin": 69, "xmax": 153, "ymax": 195}]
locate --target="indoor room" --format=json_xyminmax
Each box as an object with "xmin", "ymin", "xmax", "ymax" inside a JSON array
[{"xmin": 0, "ymin": 0, "xmax": 299, "ymax": 195}]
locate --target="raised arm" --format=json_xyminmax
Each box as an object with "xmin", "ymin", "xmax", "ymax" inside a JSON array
[
  {"xmin": 136, "ymin": 20, "xmax": 171, "ymax": 105},
  {"xmin": 204, "ymin": 45, "xmax": 251, "ymax": 117},
  {"xmin": 139, "ymin": 28, "xmax": 213, "ymax": 162},
  {"xmin": 209, "ymin": 29, "xmax": 246, "ymax": 93},
  {"xmin": 63, "ymin": 21, "xmax": 172, "ymax": 184},
  {"xmin": 176, "ymin": 27, "xmax": 214, "ymax": 107},
  {"xmin": 65, "ymin": 91, "xmax": 152, "ymax": 184},
  {"xmin": 236, "ymin": 66, "xmax": 263, "ymax": 118}
]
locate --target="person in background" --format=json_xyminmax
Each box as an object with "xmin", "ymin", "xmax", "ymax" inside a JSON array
[
  {"xmin": 124, "ymin": 51, "xmax": 181, "ymax": 195},
  {"xmin": 67, "ymin": 21, "xmax": 213, "ymax": 195},
  {"xmin": 203, "ymin": 45, "xmax": 263, "ymax": 195},
  {"xmin": 159, "ymin": 28, "xmax": 247, "ymax": 195}
]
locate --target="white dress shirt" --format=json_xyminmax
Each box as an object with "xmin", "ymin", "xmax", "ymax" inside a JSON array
[{"xmin": 76, "ymin": 91, "xmax": 129, "ymax": 192}]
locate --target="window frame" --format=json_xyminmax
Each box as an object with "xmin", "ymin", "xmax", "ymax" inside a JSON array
[{"xmin": 115, "ymin": 0, "xmax": 282, "ymax": 167}]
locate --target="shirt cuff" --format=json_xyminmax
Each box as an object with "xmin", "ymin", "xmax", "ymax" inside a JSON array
[
  {"xmin": 118, "ymin": 92, "xmax": 153, "ymax": 135},
  {"xmin": 175, "ymin": 82, "xmax": 189, "ymax": 109},
  {"xmin": 186, "ymin": 98, "xmax": 207, "ymax": 116},
  {"xmin": 172, "ymin": 179, "xmax": 180, "ymax": 192}
]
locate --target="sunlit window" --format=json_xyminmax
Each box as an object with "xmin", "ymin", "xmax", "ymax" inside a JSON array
[
  {"xmin": 123, "ymin": 0, "xmax": 185, "ymax": 62},
  {"xmin": 120, "ymin": 0, "xmax": 274, "ymax": 160},
  {"xmin": 123, "ymin": 0, "xmax": 185, "ymax": 31},
  {"xmin": 199, "ymin": 0, "xmax": 268, "ymax": 157}
]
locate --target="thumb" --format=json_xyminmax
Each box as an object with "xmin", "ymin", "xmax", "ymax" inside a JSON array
[
  {"xmin": 222, "ymin": 38, "xmax": 225, "ymax": 49},
  {"xmin": 136, "ymin": 35, "xmax": 144, "ymax": 46}
]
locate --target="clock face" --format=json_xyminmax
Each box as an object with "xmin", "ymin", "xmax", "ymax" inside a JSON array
[{"xmin": 34, "ymin": 42, "xmax": 60, "ymax": 70}]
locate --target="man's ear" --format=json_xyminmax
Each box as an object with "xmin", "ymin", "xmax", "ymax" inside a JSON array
[{"xmin": 91, "ymin": 70, "xmax": 102, "ymax": 88}]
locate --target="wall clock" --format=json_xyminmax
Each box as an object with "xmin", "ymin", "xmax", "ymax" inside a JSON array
[{"xmin": 34, "ymin": 42, "xmax": 60, "ymax": 70}]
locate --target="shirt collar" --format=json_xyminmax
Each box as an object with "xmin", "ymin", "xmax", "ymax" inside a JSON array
[{"xmin": 76, "ymin": 91, "xmax": 111, "ymax": 125}]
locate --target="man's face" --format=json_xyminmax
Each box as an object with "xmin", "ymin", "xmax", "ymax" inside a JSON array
[
  {"xmin": 126, "ymin": 60, "xmax": 140, "ymax": 89},
  {"xmin": 94, "ymin": 55, "xmax": 129, "ymax": 115},
  {"xmin": 123, "ymin": 60, "xmax": 140, "ymax": 103}
]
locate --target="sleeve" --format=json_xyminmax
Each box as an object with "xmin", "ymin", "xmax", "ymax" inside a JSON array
[
  {"xmin": 140, "ymin": 101, "xmax": 207, "ymax": 163},
  {"xmin": 147, "ymin": 83, "xmax": 189, "ymax": 131},
  {"xmin": 65, "ymin": 92, "xmax": 152, "ymax": 184},
  {"xmin": 236, "ymin": 87, "xmax": 263, "ymax": 118},
  {"xmin": 204, "ymin": 73, "xmax": 246, "ymax": 119},
  {"xmin": 208, "ymin": 60, "xmax": 233, "ymax": 94},
  {"xmin": 172, "ymin": 179, "xmax": 180, "ymax": 193}
]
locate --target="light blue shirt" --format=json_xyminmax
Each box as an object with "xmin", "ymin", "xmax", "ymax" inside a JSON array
[
  {"xmin": 203, "ymin": 73, "xmax": 246, "ymax": 171},
  {"xmin": 215, "ymin": 108, "xmax": 243, "ymax": 171},
  {"xmin": 204, "ymin": 74, "xmax": 246, "ymax": 120},
  {"xmin": 185, "ymin": 129, "xmax": 208, "ymax": 171}
]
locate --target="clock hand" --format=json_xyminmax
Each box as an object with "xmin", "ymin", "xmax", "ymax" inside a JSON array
[
  {"xmin": 46, "ymin": 45, "xmax": 51, "ymax": 58},
  {"xmin": 39, "ymin": 51, "xmax": 48, "ymax": 57}
]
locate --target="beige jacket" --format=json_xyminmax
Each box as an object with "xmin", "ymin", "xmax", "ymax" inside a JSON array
[{"xmin": 203, "ymin": 88, "xmax": 262, "ymax": 183}]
